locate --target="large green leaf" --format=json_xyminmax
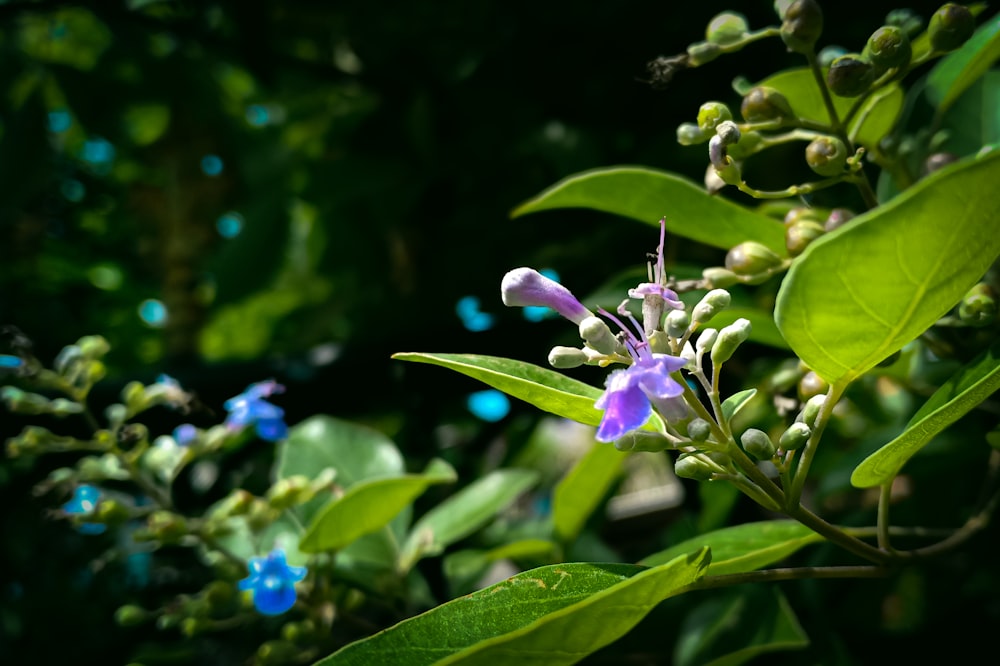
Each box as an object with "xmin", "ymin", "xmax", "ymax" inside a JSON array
[
  {"xmin": 299, "ymin": 459, "xmax": 457, "ymax": 553},
  {"xmin": 444, "ymin": 539, "xmax": 560, "ymax": 596},
  {"xmin": 755, "ymin": 68, "xmax": 903, "ymax": 147},
  {"xmin": 938, "ymin": 71, "xmax": 1000, "ymax": 158},
  {"xmin": 509, "ymin": 167, "xmax": 786, "ymax": 253},
  {"xmin": 552, "ymin": 442, "xmax": 627, "ymax": 542},
  {"xmin": 316, "ymin": 550, "xmax": 710, "ymax": 666},
  {"xmin": 926, "ymin": 13, "xmax": 1000, "ymax": 115},
  {"xmin": 399, "ymin": 468, "xmax": 541, "ymax": 571},
  {"xmin": 774, "ymin": 151, "xmax": 1000, "ymax": 386},
  {"xmin": 852, "ymin": 341, "xmax": 1000, "ymax": 487},
  {"xmin": 639, "ymin": 521, "xmax": 823, "ymax": 576},
  {"xmin": 675, "ymin": 586, "xmax": 808, "ymax": 666}
]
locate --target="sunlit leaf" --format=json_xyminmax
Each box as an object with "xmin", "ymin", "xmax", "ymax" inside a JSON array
[
  {"xmin": 852, "ymin": 341, "xmax": 1000, "ymax": 487},
  {"xmin": 318, "ymin": 550, "xmax": 710, "ymax": 666},
  {"xmin": 553, "ymin": 442, "xmax": 626, "ymax": 542},
  {"xmin": 775, "ymin": 151, "xmax": 1000, "ymax": 386},
  {"xmin": 510, "ymin": 167, "xmax": 786, "ymax": 253},
  {"xmin": 640, "ymin": 521, "xmax": 823, "ymax": 576}
]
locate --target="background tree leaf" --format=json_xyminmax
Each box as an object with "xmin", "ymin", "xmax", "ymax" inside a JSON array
[
  {"xmin": 552, "ymin": 441, "xmax": 627, "ymax": 543},
  {"xmin": 639, "ymin": 521, "xmax": 823, "ymax": 576},
  {"xmin": 926, "ymin": 14, "xmax": 1000, "ymax": 115},
  {"xmin": 317, "ymin": 550, "xmax": 710, "ymax": 666},
  {"xmin": 510, "ymin": 167, "xmax": 786, "ymax": 253},
  {"xmin": 851, "ymin": 341, "xmax": 1000, "ymax": 487},
  {"xmin": 774, "ymin": 150, "xmax": 1000, "ymax": 386}
]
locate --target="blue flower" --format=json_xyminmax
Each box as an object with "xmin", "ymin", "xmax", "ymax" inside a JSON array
[
  {"xmin": 62, "ymin": 485, "xmax": 106, "ymax": 535},
  {"xmin": 238, "ymin": 549, "xmax": 307, "ymax": 615},
  {"xmin": 172, "ymin": 423, "xmax": 198, "ymax": 446},
  {"xmin": 224, "ymin": 380, "xmax": 288, "ymax": 441}
]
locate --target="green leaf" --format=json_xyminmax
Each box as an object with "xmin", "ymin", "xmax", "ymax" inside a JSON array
[
  {"xmin": 721, "ymin": 389, "xmax": 758, "ymax": 423},
  {"xmin": 552, "ymin": 442, "xmax": 627, "ymax": 542},
  {"xmin": 675, "ymin": 586, "xmax": 808, "ymax": 666},
  {"xmin": 926, "ymin": 12, "xmax": 1000, "ymax": 115},
  {"xmin": 755, "ymin": 68, "xmax": 903, "ymax": 148},
  {"xmin": 444, "ymin": 539, "xmax": 560, "ymax": 596},
  {"xmin": 639, "ymin": 521, "xmax": 823, "ymax": 576},
  {"xmin": 510, "ymin": 167, "xmax": 786, "ymax": 254},
  {"xmin": 299, "ymin": 459, "xmax": 457, "ymax": 553},
  {"xmin": 399, "ymin": 469, "xmax": 541, "ymax": 571},
  {"xmin": 938, "ymin": 70, "xmax": 1000, "ymax": 158},
  {"xmin": 852, "ymin": 341, "xmax": 1000, "ymax": 487},
  {"xmin": 317, "ymin": 550, "xmax": 710, "ymax": 666},
  {"xmin": 774, "ymin": 151, "xmax": 1000, "ymax": 386}
]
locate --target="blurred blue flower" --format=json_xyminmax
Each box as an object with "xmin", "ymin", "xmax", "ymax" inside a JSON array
[
  {"xmin": 224, "ymin": 380, "xmax": 287, "ymax": 441},
  {"xmin": 0, "ymin": 354, "xmax": 23, "ymax": 369},
  {"xmin": 238, "ymin": 549, "xmax": 307, "ymax": 616},
  {"xmin": 62, "ymin": 485, "xmax": 106, "ymax": 535},
  {"xmin": 173, "ymin": 423, "xmax": 198, "ymax": 446}
]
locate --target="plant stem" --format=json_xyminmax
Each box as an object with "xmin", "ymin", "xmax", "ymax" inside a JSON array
[
  {"xmin": 685, "ymin": 564, "xmax": 888, "ymax": 592},
  {"xmin": 806, "ymin": 51, "xmax": 844, "ymax": 135},
  {"xmin": 787, "ymin": 504, "xmax": 892, "ymax": 565},
  {"xmin": 877, "ymin": 482, "xmax": 894, "ymax": 551},
  {"xmin": 786, "ymin": 382, "xmax": 845, "ymax": 509}
]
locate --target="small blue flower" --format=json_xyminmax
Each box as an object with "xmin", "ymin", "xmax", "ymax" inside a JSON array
[
  {"xmin": 173, "ymin": 423, "xmax": 198, "ymax": 446},
  {"xmin": 62, "ymin": 485, "xmax": 106, "ymax": 535},
  {"xmin": 224, "ymin": 380, "xmax": 288, "ymax": 441},
  {"xmin": 238, "ymin": 549, "xmax": 307, "ymax": 616}
]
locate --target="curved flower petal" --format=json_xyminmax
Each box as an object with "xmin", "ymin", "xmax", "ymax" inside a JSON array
[
  {"xmin": 628, "ymin": 283, "xmax": 685, "ymax": 310},
  {"xmin": 595, "ymin": 369, "xmax": 652, "ymax": 442},
  {"xmin": 501, "ymin": 268, "xmax": 592, "ymax": 325},
  {"xmin": 635, "ymin": 355, "xmax": 687, "ymax": 400}
]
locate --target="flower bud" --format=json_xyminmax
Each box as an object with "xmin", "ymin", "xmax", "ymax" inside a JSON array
[
  {"xmin": 0, "ymin": 387, "xmax": 52, "ymax": 415},
  {"xmin": 579, "ymin": 316, "xmax": 618, "ymax": 355},
  {"xmin": 674, "ymin": 453, "xmax": 721, "ymax": 481},
  {"xmin": 214, "ymin": 489, "xmax": 255, "ymax": 518},
  {"xmin": 115, "ymin": 604, "xmax": 149, "ymax": 627},
  {"xmin": 677, "ymin": 122, "xmax": 708, "ymax": 146},
  {"xmin": 824, "ymin": 208, "xmax": 855, "ymax": 232},
  {"xmin": 799, "ymin": 394, "xmax": 826, "ymax": 428},
  {"xmin": 613, "ymin": 431, "xmax": 674, "ymax": 453},
  {"xmin": 702, "ymin": 267, "xmax": 740, "ymax": 288},
  {"xmin": 929, "ymin": 4, "xmax": 975, "ymax": 52},
  {"xmin": 257, "ymin": 640, "xmax": 300, "ymax": 666},
  {"xmin": 867, "ymin": 25, "xmax": 912, "ymax": 69},
  {"xmin": 687, "ymin": 41, "xmax": 723, "ymax": 66},
  {"xmin": 147, "ymin": 510, "xmax": 188, "ymax": 544},
  {"xmin": 779, "ymin": 422, "xmax": 812, "ymax": 450},
  {"xmin": 268, "ymin": 475, "xmax": 312, "ymax": 510},
  {"xmin": 959, "ymin": 283, "xmax": 997, "ymax": 327},
  {"xmin": 711, "ymin": 318, "xmax": 752, "ymax": 366},
  {"xmin": 741, "ymin": 428, "xmax": 776, "ymax": 460},
  {"xmin": 687, "ymin": 418, "xmax": 712, "ymax": 442},
  {"xmin": 94, "ymin": 498, "xmax": 131, "ymax": 526},
  {"xmin": 740, "ymin": 87, "xmax": 794, "ymax": 123},
  {"xmin": 827, "ymin": 55, "xmax": 874, "ymax": 97},
  {"xmin": 697, "ymin": 101, "xmax": 733, "ymax": 132},
  {"xmin": 696, "ymin": 328, "xmax": 718, "ymax": 353},
  {"xmin": 706, "ymin": 12, "xmax": 749, "ymax": 45},
  {"xmin": 726, "ymin": 131, "xmax": 764, "ymax": 161},
  {"xmin": 798, "ymin": 370, "xmax": 829, "ymax": 401},
  {"xmin": 692, "ymin": 289, "xmax": 732, "ymax": 324},
  {"xmin": 679, "ymin": 341, "xmax": 697, "ymax": 369},
  {"xmin": 204, "ymin": 580, "xmax": 238, "ymax": 610},
  {"xmin": 780, "ymin": 0, "xmax": 823, "ymax": 54},
  {"xmin": 548, "ymin": 346, "xmax": 588, "ymax": 369},
  {"xmin": 725, "ymin": 242, "xmax": 783, "ymax": 276},
  {"xmin": 665, "ymin": 309, "xmax": 691, "ymax": 338},
  {"xmin": 53, "ymin": 344, "xmax": 83, "ymax": 375},
  {"xmin": 649, "ymin": 330, "xmax": 673, "ymax": 354},
  {"xmin": 785, "ymin": 220, "xmax": 826, "ymax": 256},
  {"xmin": 704, "ymin": 164, "xmax": 727, "ymax": 193},
  {"xmin": 805, "ymin": 136, "xmax": 848, "ymax": 176},
  {"xmin": 77, "ymin": 335, "xmax": 110, "ymax": 360}
]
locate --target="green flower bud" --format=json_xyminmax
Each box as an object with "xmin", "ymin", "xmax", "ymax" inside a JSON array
[
  {"xmin": 783, "ymin": 206, "xmax": 823, "ymax": 227},
  {"xmin": 785, "ymin": 220, "xmax": 826, "ymax": 256},
  {"xmin": 614, "ymin": 431, "xmax": 674, "ymax": 452},
  {"xmin": 824, "ymin": 208, "xmax": 855, "ymax": 232},
  {"xmin": 548, "ymin": 346, "xmax": 588, "ymax": 369},
  {"xmin": 779, "ymin": 422, "xmax": 812, "ymax": 450},
  {"xmin": 105, "ymin": 403, "xmax": 128, "ymax": 429},
  {"xmin": 798, "ymin": 370, "xmax": 829, "ymax": 401},
  {"xmin": 677, "ymin": 122, "xmax": 708, "ymax": 146},
  {"xmin": 706, "ymin": 12, "xmax": 749, "ymax": 45},
  {"xmin": 696, "ymin": 328, "xmax": 718, "ymax": 353},
  {"xmin": 692, "ymin": 289, "xmax": 732, "ymax": 324},
  {"xmin": 204, "ymin": 580, "xmax": 237, "ymax": 610},
  {"xmin": 213, "ymin": 489, "xmax": 255, "ymax": 518},
  {"xmin": 805, "ymin": 136, "xmax": 848, "ymax": 176},
  {"xmin": 725, "ymin": 242, "xmax": 783, "ymax": 276},
  {"xmin": 648, "ymin": 330, "xmax": 673, "ymax": 354},
  {"xmin": 740, "ymin": 86, "xmax": 794, "ymax": 123},
  {"xmin": 257, "ymin": 640, "xmax": 299, "ymax": 666},
  {"xmin": 959, "ymin": 283, "xmax": 997, "ymax": 327},
  {"xmin": 929, "ymin": 4, "xmax": 975, "ymax": 52},
  {"xmin": 867, "ymin": 25, "xmax": 912, "ymax": 68},
  {"xmin": 780, "ymin": 0, "xmax": 823, "ymax": 53},
  {"xmin": 77, "ymin": 335, "xmax": 110, "ymax": 360},
  {"xmin": 115, "ymin": 604, "xmax": 149, "ymax": 627},
  {"xmin": 702, "ymin": 267, "xmax": 740, "ymax": 288},
  {"xmin": 697, "ymin": 101, "xmax": 733, "ymax": 132},
  {"xmin": 711, "ymin": 318, "xmax": 752, "ymax": 366},
  {"xmin": 181, "ymin": 618, "xmax": 210, "ymax": 638},
  {"xmin": 147, "ymin": 510, "xmax": 188, "ymax": 544},
  {"xmin": 687, "ymin": 41, "xmax": 723, "ymax": 66},
  {"xmin": 799, "ymin": 394, "xmax": 826, "ymax": 428},
  {"xmin": 580, "ymin": 316, "xmax": 618, "ymax": 355},
  {"xmin": 741, "ymin": 428, "xmax": 776, "ymax": 460},
  {"xmin": 687, "ymin": 418, "xmax": 712, "ymax": 442},
  {"xmin": 268, "ymin": 475, "xmax": 312, "ymax": 510},
  {"xmin": 665, "ymin": 309, "xmax": 691, "ymax": 338},
  {"xmin": 54, "ymin": 344, "xmax": 83, "ymax": 375},
  {"xmin": 1, "ymin": 387, "xmax": 51, "ymax": 415},
  {"xmin": 282, "ymin": 619, "xmax": 317, "ymax": 645},
  {"xmin": 94, "ymin": 498, "xmax": 131, "ymax": 526},
  {"xmin": 827, "ymin": 54, "xmax": 874, "ymax": 97},
  {"xmin": 886, "ymin": 8, "xmax": 925, "ymax": 37},
  {"xmin": 674, "ymin": 453, "xmax": 721, "ymax": 481},
  {"xmin": 121, "ymin": 381, "xmax": 145, "ymax": 413},
  {"xmin": 726, "ymin": 130, "xmax": 764, "ymax": 161}
]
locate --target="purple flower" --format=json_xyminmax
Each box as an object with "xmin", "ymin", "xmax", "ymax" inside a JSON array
[
  {"xmin": 62, "ymin": 485, "xmax": 106, "ymax": 535},
  {"xmin": 595, "ymin": 353, "xmax": 687, "ymax": 442},
  {"xmin": 501, "ymin": 268, "xmax": 593, "ymax": 325},
  {"xmin": 224, "ymin": 380, "xmax": 288, "ymax": 441},
  {"xmin": 238, "ymin": 549, "xmax": 307, "ymax": 616},
  {"xmin": 173, "ymin": 424, "xmax": 198, "ymax": 446}
]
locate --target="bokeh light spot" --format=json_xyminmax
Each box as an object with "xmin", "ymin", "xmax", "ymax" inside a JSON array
[
  {"xmin": 81, "ymin": 137, "xmax": 115, "ymax": 167},
  {"xmin": 467, "ymin": 389, "xmax": 510, "ymax": 422},
  {"xmin": 138, "ymin": 299, "xmax": 168, "ymax": 327},
  {"xmin": 87, "ymin": 263, "xmax": 123, "ymax": 290},
  {"xmin": 201, "ymin": 154, "xmax": 224, "ymax": 176},
  {"xmin": 246, "ymin": 104, "xmax": 270, "ymax": 127},
  {"xmin": 60, "ymin": 179, "xmax": 86, "ymax": 202},
  {"xmin": 456, "ymin": 295, "xmax": 495, "ymax": 332},
  {"xmin": 48, "ymin": 109, "xmax": 72, "ymax": 133},
  {"xmin": 216, "ymin": 211, "xmax": 244, "ymax": 238}
]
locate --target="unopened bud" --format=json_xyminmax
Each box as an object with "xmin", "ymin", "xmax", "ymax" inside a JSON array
[
  {"xmin": 799, "ymin": 394, "xmax": 826, "ymax": 428},
  {"xmin": 780, "ymin": 0, "xmax": 823, "ymax": 53},
  {"xmin": 741, "ymin": 428, "xmax": 776, "ymax": 460},
  {"xmin": 696, "ymin": 328, "xmax": 718, "ymax": 353},
  {"xmin": 579, "ymin": 316, "xmax": 618, "ymax": 355},
  {"xmin": 613, "ymin": 431, "xmax": 673, "ymax": 453},
  {"xmin": 257, "ymin": 640, "xmax": 300, "ymax": 666},
  {"xmin": 740, "ymin": 86, "xmax": 794, "ymax": 123},
  {"xmin": 824, "ymin": 208, "xmax": 855, "ymax": 232},
  {"xmin": 785, "ymin": 220, "xmax": 826, "ymax": 256},
  {"xmin": 692, "ymin": 289, "xmax": 732, "ymax": 324},
  {"xmin": 115, "ymin": 604, "xmax": 149, "ymax": 627},
  {"xmin": 687, "ymin": 418, "xmax": 712, "ymax": 441},
  {"xmin": 959, "ymin": 283, "xmax": 997, "ymax": 327},
  {"xmin": 711, "ymin": 318, "xmax": 752, "ymax": 366},
  {"xmin": 147, "ymin": 510, "xmax": 188, "ymax": 544},
  {"xmin": 706, "ymin": 12, "xmax": 749, "ymax": 45},
  {"xmin": 827, "ymin": 55, "xmax": 874, "ymax": 97},
  {"xmin": 779, "ymin": 422, "xmax": 812, "ymax": 451},
  {"xmin": 94, "ymin": 499, "xmax": 131, "ymax": 526},
  {"xmin": 268, "ymin": 475, "xmax": 312, "ymax": 510},
  {"xmin": 697, "ymin": 101, "xmax": 733, "ymax": 132},
  {"xmin": 77, "ymin": 335, "xmax": 110, "ymax": 360},
  {"xmin": 665, "ymin": 310, "xmax": 691, "ymax": 338},
  {"xmin": 677, "ymin": 122, "xmax": 708, "ymax": 146},
  {"xmin": 929, "ymin": 4, "xmax": 975, "ymax": 52},
  {"xmin": 547, "ymin": 346, "xmax": 587, "ymax": 369},
  {"xmin": 702, "ymin": 267, "xmax": 740, "ymax": 288},
  {"xmin": 687, "ymin": 41, "xmax": 723, "ymax": 66},
  {"xmin": 54, "ymin": 345, "xmax": 83, "ymax": 375},
  {"xmin": 725, "ymin": 242, "xmax": 782, "ymax": 276},
  {"xmin": 805, "ymin": 136, "xmax": 848, "ymax": 176},
  {"xmin": 867, "ymin": 25, "xmax": 912, "ymax": 68},
  {"xmin": 674, "ymin": 453, "xmax": 720, "ymax": 481}
]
